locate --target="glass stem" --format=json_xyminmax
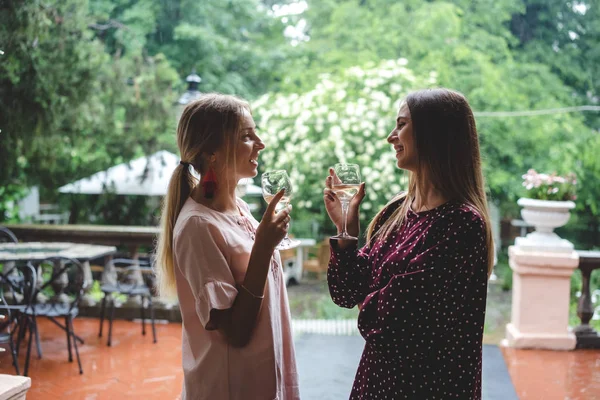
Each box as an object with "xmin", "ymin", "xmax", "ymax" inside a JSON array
[
  {"xmin": 278, "ymin": 203, "xmax": 291, "ymax": 241},
  {"xmin": 341, "ymin": 201, "xmax": 350, "ymax": 236}
]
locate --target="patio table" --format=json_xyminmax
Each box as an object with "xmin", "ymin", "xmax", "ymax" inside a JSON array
[
  {"xmin": 0, "ymin": 242, "xmax": 117, "ymax": 306},
  {"xmin": 281, "ymin": 238, "xmax": 317, "ymax": 285}
]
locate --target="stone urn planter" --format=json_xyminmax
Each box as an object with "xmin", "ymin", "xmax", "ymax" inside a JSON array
[{"xmin": 515, "ymin": 197, "xmax": 576, "ymax": 252}]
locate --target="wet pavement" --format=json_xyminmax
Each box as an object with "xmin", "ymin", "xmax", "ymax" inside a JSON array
[
  {"xmin": 295, "ymin": 334, "xmax": 518, "ymax": 400},
  {"xmin": 0, "ymin": 318, "xmax": 597, "ymax": 399},
  {"xmin": 502, "ymin": 346, "xmax": 600, "ymax": 400}
]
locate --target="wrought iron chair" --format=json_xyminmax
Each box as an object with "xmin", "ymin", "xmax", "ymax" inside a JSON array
[
  {"xmin": 0, "ymin": 226, "xmax": 18, "ymax": 243},
  {"xmin": 21, "ymin": 257, "xmax": 87, "ymax": 374},
  {"xmin": 0, "ymin": 263, "xmax": 37, "ymax": 376},
  {"xmin": 98, "ymin": 258, "xmax": 157, "ymax": 346}
]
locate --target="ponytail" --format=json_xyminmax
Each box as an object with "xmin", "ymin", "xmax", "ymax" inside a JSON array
[{"xmin": 155, "ymin": 164, "xmax": 196, "ymax": 298}]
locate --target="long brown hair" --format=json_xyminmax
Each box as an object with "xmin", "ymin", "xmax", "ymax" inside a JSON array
[
  {"xmin": 155, "ymin": 93, "xmax": 250, "ymax": 298},
  {"xmin": 366, "ymin": 88, "xmax": 494, "ymax": 276}
]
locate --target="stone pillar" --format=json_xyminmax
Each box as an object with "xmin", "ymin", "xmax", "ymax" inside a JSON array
[{"xmin": 504, "ymin": 245, "xmax": 579, "ymax": 350}]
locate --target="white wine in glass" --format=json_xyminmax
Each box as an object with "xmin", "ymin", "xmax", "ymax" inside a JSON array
[
  {"xmin": 332, "ymin": 183, "xmax": 361, "ymax": 203},
  {"xmin": 263, "ymin": 194, "xmax": 292, "ymax": 212},
  {"xmin": 261, "ymin": 170, "xmax": 301, "ymax": 250},
  {"xmin": 331, "ymin": 163, "xmax": 362, "ymax": 241}
]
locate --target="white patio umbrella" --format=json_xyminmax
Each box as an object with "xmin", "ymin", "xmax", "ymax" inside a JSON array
[
  {"xmin": 59, "ymin": 150, "xmax": 262, "ymax": 197},
  {"xmin": 59, "ymin": 150, "xmax": 181, "ymax": 196}
]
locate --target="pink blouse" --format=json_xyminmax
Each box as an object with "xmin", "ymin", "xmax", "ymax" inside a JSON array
[{"xmin": 173, "ymin": 197, "xmax": 300, "ymax": 400}]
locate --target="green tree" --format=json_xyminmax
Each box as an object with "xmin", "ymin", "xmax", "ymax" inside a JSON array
[
  {"xmin": 508, "ymin": 0, "xmax": 600, "ymax": 242},
  {"xmin": 89, "ymin": 0, "xmax": 291, "ymax": 98},
  {"xmin": 276, "ymin": 0, "xmax": 593, "ymax": 215},
  {"xmin": 0, "ymin": 0, "xmax": 180, "ymax": 222},
  {"xmin": 0, "ymin": 0, "xmax": 108, "ymax": 219}
]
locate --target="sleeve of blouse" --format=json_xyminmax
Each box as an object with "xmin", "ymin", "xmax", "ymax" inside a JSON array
[
  {"xmin": 357, "ymin": 209, "xmax": 487, "ymax": 349},
  {"xmin": 174, "ymin": 216, "xmax": 239, "ymax": 330},
  {"xmin": 327, "ymin": 241, "xmax": 372, "ymax": 309}
]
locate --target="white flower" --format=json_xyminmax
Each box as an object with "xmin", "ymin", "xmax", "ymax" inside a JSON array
[
  {"xmin": 389, "ymin": 83, "xmax": 402, "ymax": 94},
  {"xmin": 255, "ymin": 57, "xmax": 434, "ymax": 225},
  {"xmin": 341, "ymin": 119, "xmax": 351, "ymax": 131},
  {"xmin": 365, "ymin": 78, "xmax": 378, "ymax": 88},
  {"xmin": 330, "ymin": 125, "xmax": 342, "ymax": 139}
]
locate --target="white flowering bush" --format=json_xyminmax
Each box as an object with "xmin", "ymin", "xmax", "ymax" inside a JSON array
[{"xmin": 253, "ymin": 59, "xmax": 436, "ymax": 234}]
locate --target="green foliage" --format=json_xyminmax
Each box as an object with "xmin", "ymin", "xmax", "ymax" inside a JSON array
[
  {"xmin": 256, "ymin": 53, "xmax": 590, "ymax": 238},
  {"xmin": 254, "ymin": 59, "xmax": 432, "ymax": 232},
  {"xmin": 569, "ymin": 133, "xmax": 600, "ymax": 248},
  {"xmin": 278, "ymin": 0, "xmax": 596, "ymax": 223},
  {"xmin": 0, "ymin": 0, "xmax": 108, "ymax": 209},
  {"xmin": 89, "ymin": 280, "xmax": 127, "ymax": 303},
  {"xmin": 0, "ymin": 0, "xmax": 182, "ymax": 218},
  {"xmin": 507, "ymin": 0, "xmax": 600, "ymax": 232},
  {"xmin": 1, "ymin": 0, "xmax": 600, "ymax": 252},
  {"xmin": 288, "ymin": 282, "xmax": 359, "ymax": 320},
  {"xmin": 91, "ymin": 0, "xmax": 290, "ymax": 98}
]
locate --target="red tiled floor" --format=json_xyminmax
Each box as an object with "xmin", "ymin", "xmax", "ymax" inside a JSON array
[
  {"xmin": 0, "ymin": 317, "xmax": 183, "ymax": 400},
  {"xmin": 502, "ymin": 346, "xmax": 600, "ymax": 400},
  {"xmin": 2, "ymin": 317, "xmax": 600, "ymax": 399}
]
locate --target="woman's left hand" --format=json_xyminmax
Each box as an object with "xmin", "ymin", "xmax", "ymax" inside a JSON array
[{"xmin": 323, "ymin": 168, "xmax": 366, "ymax": 237}]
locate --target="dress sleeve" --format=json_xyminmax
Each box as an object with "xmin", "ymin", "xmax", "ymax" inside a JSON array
[
  {"xmin": 327, "ymin": 196, "xmax": 405, "ymax": 309},
  {"xmin": 174, "ymin": 216, "xmax": 239, "ymax": 330},
  {"xmin": 327, "ymin": 242, "xmax": 372, "ymax": 309},
  {"xmin": 357, "ymin": 209, "xmax": 488, "ymax": 350}
]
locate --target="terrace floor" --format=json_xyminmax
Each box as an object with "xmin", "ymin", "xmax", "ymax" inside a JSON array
[{"xmin": 0, "ymin": 318, "xmax": 598, "ymax": 399}]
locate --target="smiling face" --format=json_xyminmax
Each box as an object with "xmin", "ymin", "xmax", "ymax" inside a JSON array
[
  {"xmin": 387, "ymin": 102, "xmax": 417, "ymax": 172},
  {"xmin": 210, "ymin": 108, "xmax": 264, "ymax": 187},
  {"xmin": 235, "ymin": 109, "xmax": 265, "ymax": 180}
]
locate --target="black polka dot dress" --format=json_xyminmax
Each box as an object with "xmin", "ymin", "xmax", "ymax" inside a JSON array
[{"xmin": 328, "ymin": 200, "xmax": 489, "ymax": 400}]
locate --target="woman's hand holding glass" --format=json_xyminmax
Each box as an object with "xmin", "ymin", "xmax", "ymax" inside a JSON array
[
  {"xmin": 255, "ymin": 189, "xmax": 292, "ymax": 251},
  {"xmin": 324, "ymin": 163, "xmax": 365, "ymax": 241},
  {"xmin": 261, "ymin": 170, "xmax": 301, "ymax": 250}
]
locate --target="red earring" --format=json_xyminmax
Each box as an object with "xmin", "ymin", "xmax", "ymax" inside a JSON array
[{"xmin": 202, "ymin": 166, "xmax": 217, "ymax": 199}]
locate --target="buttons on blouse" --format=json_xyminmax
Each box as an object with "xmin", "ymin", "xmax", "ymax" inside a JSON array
[{"xmin": 237, "ymin": 216, "xmax": 256, "ymax": 241}]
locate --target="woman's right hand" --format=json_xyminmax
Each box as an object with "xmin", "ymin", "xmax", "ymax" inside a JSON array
[
  {"xmin": 255, "ymin": 189, "xmax": 291, "ymax": 250},
  {"xmin": 323, "ymin": 168, "xmax": 365, "ymax": 237}
]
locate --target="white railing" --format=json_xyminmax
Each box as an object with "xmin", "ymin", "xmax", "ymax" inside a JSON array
[{"xmin": 292, "ymin": 319, "xmax": 359, "ymax": 336}]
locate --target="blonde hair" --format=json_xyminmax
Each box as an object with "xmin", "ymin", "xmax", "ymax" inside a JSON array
[
  {"xmin": 155, "ymin": 93, "xmax": 250, "ymax": 298},
  {"xmin": 366, "ymin": 89, "xmax": 495, "ymax": 276}
]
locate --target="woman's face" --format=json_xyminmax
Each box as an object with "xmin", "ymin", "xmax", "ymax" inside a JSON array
[
  {"xmin": 387, "ymin": 102, "xmax": 417, "ymax": 172},
  {"xmin": 230, "ymin": 109, "xmax": 265, "ymax": 181}
]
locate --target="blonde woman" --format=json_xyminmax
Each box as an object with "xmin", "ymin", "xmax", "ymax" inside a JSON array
[
  {"xmin": 156, "ymin": 94, "xmax": 299, "ymax": 400},
  {"xmin": 324, "ymin": 88, "xmax": 493, "ymax": 399}
]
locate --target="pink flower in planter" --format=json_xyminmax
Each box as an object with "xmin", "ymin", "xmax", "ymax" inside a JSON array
[{"xmin": 521, "ymin": 169, "xmax": 577, "ymax": 201}]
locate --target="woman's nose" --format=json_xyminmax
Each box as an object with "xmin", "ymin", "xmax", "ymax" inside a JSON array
[{"xmin": 386, "ymin": 129, "xmax": 397, "ymax": 144}]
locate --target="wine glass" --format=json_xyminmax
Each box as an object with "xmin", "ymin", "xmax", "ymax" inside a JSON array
[
  {"xmin": 330, "ymin": 163, "xmax": 362, "ymax": 241},
  {"xmin": 261, "ymin": 170, "xmax": 301, "ymax": 250}
]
